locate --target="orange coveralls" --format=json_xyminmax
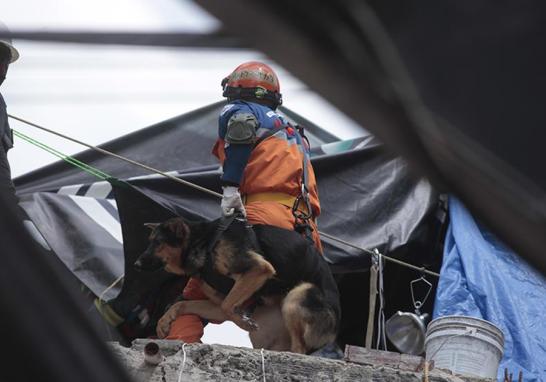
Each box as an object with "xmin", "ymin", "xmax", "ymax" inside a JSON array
[{"xmin": 165, "ymin": 106, "xmax": 321, "ymax": 342}]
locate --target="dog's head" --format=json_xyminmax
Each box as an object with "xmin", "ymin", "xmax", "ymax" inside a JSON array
[{"xmin": 134, "ymin": 217, "xmax": 190, "ymax": 275}]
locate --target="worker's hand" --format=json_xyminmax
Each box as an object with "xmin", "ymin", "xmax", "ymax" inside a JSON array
[
  {"xmin": 230, "ymin": 313, "xmax": 259, "ymax": 332},
  {"xmin": 156, "ymin": 302, "xmax": 184, "ymax": 339},
  {"xmin": 221, "ymin": 186, "xmax": 246, "ymax": 217}
]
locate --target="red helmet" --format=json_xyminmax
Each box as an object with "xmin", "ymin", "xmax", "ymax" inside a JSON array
[{"xmin": 222, "ymin": 61, "xmax": 282, "ymax": 108}]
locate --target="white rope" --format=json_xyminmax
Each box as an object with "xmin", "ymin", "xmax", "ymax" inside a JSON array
[
  {"xmin": 260, "ymin": 348, "xmax": 266, "ymax": 382},
  {"xmin": 98, "ymin": 274, "xmax": 124, "ymax": 303},
  {"xmin": 318, "ymin": 232, "xmax": 440, "ymax": 277},
  {"xmin": 177, "ymin": 343, "xmax": 188, "ymax": 382}
]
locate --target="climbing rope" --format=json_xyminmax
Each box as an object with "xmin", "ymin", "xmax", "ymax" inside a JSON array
[
  {"xmin": 10, "ymin": 114, "xmax": 440, "ymax": 278},
  {"xmin": 13, "ymin": 129, "xmax": 112, "ymax": 180}
]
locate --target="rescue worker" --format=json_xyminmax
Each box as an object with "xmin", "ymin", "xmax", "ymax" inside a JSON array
[
  {"xmin": 0, "ymin": 22, "xmax": 19, "ymax": 209},
  {"xmin": 214, "ymin": 61, "xmax": 321, "ymax": 248},
  {"xmin": 160, "ymin": 61, "xmax": 322, "ymax": 342}
]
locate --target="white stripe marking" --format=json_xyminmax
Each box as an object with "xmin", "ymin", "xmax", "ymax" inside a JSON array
[
  {"xmin": 86, "ymin": 181, "xmax": 113, "ymax": 199},
  {"xmin": 69, "ymin": 195, "xmax": 123, "ymax": 243},
  {"xmin": 58, "ymin": 184, "xmax": 83, "ymax": 195},
  {"xmin": 107, "ymin": 199, "xmax": 118, "ymax": 209}
]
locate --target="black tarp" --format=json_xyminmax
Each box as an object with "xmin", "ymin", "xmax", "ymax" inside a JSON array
[
  {"xmin": 15, "ymin": 102, "xmax": 444, "ymax": 347},
  {"xmin": 108, "ymin": 173, "xmax": 445, "ymax": 345},
  {"xmin": 15, "ymin": 102, "xmax": 441, "ymax": 281}
]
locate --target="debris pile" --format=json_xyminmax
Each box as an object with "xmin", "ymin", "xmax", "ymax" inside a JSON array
[{"xmin": 109, "ymin": 339, "xmax": 491, "ymax": 382}]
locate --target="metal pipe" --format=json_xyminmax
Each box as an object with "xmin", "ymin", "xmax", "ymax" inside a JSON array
[{"xmin": 143, "ymin": 342, "xmax": 162, "ymax": 366}]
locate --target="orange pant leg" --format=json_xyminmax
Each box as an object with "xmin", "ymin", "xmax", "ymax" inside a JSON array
[
  {"xmin": 166, "ymin": 277, "xmax": 207, "ymax": 342},
  {"xmin": 165, "ymin": 313, "xmax": 204, "ymax": 343}
]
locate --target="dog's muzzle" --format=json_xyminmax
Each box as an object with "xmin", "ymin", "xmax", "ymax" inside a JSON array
[{"xmin": 134, "ymin": 247, "xmax": 164, "ymax": 272}]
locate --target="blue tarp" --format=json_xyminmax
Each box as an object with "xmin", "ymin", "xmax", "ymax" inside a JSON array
[{"xmin": 434, "ymin": 198, "xmax": 546, "ymax": 381}]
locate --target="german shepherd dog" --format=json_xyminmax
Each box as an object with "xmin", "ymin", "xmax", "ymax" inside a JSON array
[{"xmin": 135, "ymin": 216, "xmax": 340, "ymax": 354}]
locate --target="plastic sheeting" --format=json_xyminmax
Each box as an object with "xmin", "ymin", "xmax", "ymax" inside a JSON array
[
  {"xmin": 12, "ymin": 101, "xmax": 446, "ymax": 346},
  {"xmin": 15, "ymin": 102, "xmax": 442, "ymax": 278},
  {"xmin": 13, "ymin": 101, "xmax": 445, "ymax": 346},
  {"xmin": 433, "ymin": 198, "xmax": 546, "ymax": 381},
  {"xmin": 17, "ymin": 137, "xmax": 440, "ymax": 295},
  {"xmin": 0, "ymin": 181, "xmax": 132, "ymax": 382},
  {"xmin": 18, "ymin": 191, "xmax": 124, "ymax": 300}
]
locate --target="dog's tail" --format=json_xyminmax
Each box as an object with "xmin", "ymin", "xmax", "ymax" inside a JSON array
[{"xmin": 281, "ymin": 282, "xmax": 339, "ymax": 354}]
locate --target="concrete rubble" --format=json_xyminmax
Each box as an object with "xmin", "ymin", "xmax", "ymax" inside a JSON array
[{"xmin": 109, "ymin": 339, "xmax": 491, "ymax": 382}]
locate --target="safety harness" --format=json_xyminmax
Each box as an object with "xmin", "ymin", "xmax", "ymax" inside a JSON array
[
  {"xmin": 249, "ymin": 121, "xmax": 316, "ymax": 245},
  {"xmin": 202, "ymin": 213, "xmax": 262, "ymax": 296},
  {"xmin": 202, "ymin": 214, "xmax": 262, "ymax": 325}
]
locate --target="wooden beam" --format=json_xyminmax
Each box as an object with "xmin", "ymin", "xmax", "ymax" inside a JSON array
[{"xmin": 344, "ymin": 345, "xmax": 427, "ymax": 372}]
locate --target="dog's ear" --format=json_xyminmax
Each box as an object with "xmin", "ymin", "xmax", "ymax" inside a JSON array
[
  {"xmin": 164, "ymin": 218, "xmax": 189, "ymax": 240},
  {"xmin": 144, "ymin": 222, "xmax": 160, "ymax": 231}
]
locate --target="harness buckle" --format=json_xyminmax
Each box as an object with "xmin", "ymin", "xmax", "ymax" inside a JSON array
[
  {"xmin": 292, "ymin": 184, "xmax": 313, "ymax": 221},
  {"xmin": 292, "ymin": 184, "xmax": 315, "ymax": 245}
]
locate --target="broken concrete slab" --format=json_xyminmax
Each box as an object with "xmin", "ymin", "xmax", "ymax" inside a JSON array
[{"xmin": 109, "ymin": 339, "xmax": 492, "ymax": 382}]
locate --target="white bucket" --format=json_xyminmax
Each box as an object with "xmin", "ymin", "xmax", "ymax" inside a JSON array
[{"xmin": 424, "ymin": 315, "xmax": 504, "ymax": 379}]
